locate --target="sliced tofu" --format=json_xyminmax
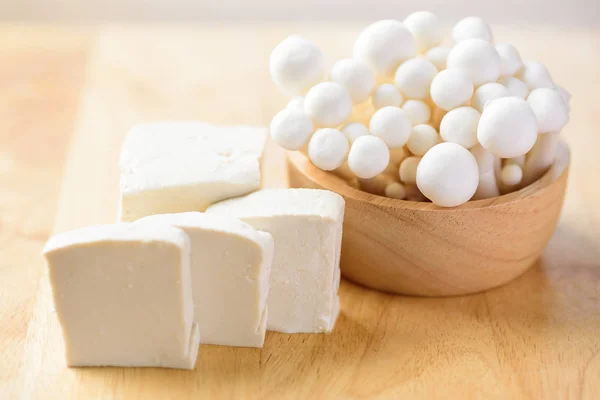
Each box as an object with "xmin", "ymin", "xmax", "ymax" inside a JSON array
[
  {"xmin": 42, "ymin": 223, "xmax": 200, "ymax": 369},
  {"xmin": 207, "ymin": 189, "xmax": 345, "ymax": 334},
  {"xmin": 119, "ymin": 122, "xmax": 268, "ymax": 221},
  {"xmin": 137, "ymin": 212, "xmax": 273, "ymax": 348}
]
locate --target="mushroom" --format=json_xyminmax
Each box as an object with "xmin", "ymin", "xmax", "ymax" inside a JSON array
[
  {"xmin": 403, "ymin": 11, "xmax": 442, "ymax": 53},
  {"xmin": 439, "ymin": 106, "xmax": 481, "ymax": 149},
  {"xmin": 527, "ymin": 88, "xmax": 569, "ymax": 134},
  {"xmin": 372, "ymin": 84, "xmax": 404, "ymax": 110},
  {"xmin": 341, "ymin": 122, "xmax": 369, "ymax": 143},
  {"xmin": 430, "ymin": 68, "xmax": 474, "ymax": 111},
  {"xmin": 446, "ymin": 38, "xmax": 502, "ymax": 86},
  {"xmin": 369, "ymin": 106, "xmax": 412, "ymax": 148},
  {"xmin": 331, "ymin": 58, "xmax": 376, "ymax": 104},
  {"xmin": 384, "ymin": 182, "xmax": 407, "ymax": 199},
  {"xmin": 425, "ymin": 46, "xmax": 451, "ymax": 70},
  {"xmin": 477, "ymin": 96, "xmax": 538, "ymax": 158},
  {"xmin": 470, "ymin": 144, "xmax": 501, "ymax": 199},
  {"xmin": 407, "ymin": 124, "xmax": 440, "ymax": 156},
  {"xmin": 495, "ymin": 43, "xmax": 523, "ymax": 77},
  {"xmin": 399, "ymin": 156, "xmax": 421, "ymax": 184},
  {"xmin": 516, "ymin": 62, "xmax": 554, "ymax": 90},
  {"xmin": 304, "ymin": 82, "xmax": 353, "ymax": 127},
  {"xmin": 286, "ymin": 96, "xmax": 305, "ymax": 110},
  {"xmin": 498, "ymin": 76, "xmax": 529, "ymax": 99},
  {"xmin": 270, "ymin": 35, "xmax": 325, "ymax": 96},
  {"xmin": 522, "ymin": 132, "xmax": 561, "ymax": 186},
  {"xmin": 358, "ymin": 173, "xmax": 397, "ymax": 196},
  {"xmin": 353, "ymin": 20, "xmax": 417, "ymax": 77},
  {"xmin": 452, "ymin": 16, "xmax": 493, "ymax": 43},
  {"xmin": 394, "ymin": 58, "xmax": 438, "ymax": 99},
  {"xmin": 471, "ymin": 82, "xmax": 510, "ymax": 112},
  {"xmin": 348, "ymin": 135, "xmax": 390, "ymax": 179},
  {"xmin": 402, "ymin": 100, "xmax": 432, "ymax": 125},
  {"xmin": 416, "ymin": 142, "xmax": 479, "ymax": 207},
  {"xmin": 501, "ymin": 164, "xmax": 524, "ymax": 187},
  {"xmin": 307, "ymin": 128, "xmax": 349, "ymax": 171},
  {"xmin": 270, "ymin": 108, "xmax": 315, "ymax": 150}
]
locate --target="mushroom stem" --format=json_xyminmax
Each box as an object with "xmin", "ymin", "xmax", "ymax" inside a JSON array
[
  {"xmin": 471, "ymin": 144, "xmax": 501, "ymax": 200},
  {"xmin": 522, "ymin": 132, "xmax": 560, "ymax": 186},
  {"xmin": 359, "ymin": 173, "xmax": 397, "ymax": 196}
]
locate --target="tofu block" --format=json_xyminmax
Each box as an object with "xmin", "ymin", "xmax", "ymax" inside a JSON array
[
  {"xmin": 207, "ymin": 189, "xmax": 345, "ymax": 334},
  {"xmin": 42, "ymin": 223, "xmax": 200, "ymax": 369},
  {"xmin": 119, "ymin": 122, "xmax": 268, "ymax": 221},
  {"xmin": 137, "ymin": 212, "xmax": 273, "ymax": 347}
]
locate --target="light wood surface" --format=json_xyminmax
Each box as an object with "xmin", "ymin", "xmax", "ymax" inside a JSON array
[
  {"xmin": 1, "ymin": 24, "xmax": 599, "ymax": 399},
  {"xmin": 288, "ymin": 142, "xmax": 569, "ymax": 296}
]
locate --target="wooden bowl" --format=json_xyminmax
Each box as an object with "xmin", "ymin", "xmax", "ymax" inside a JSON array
[{"xmin": 287, "ymin": 142, "xmax": 570, "ymax": 296}]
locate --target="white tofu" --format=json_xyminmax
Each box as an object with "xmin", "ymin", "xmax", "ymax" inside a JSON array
[
  {"xmin": 119, "ymin": 122, "xmax": 268, "ymax": 221},
  {"xmin": 42, "ymin": 223, "xmax": 200, "ymax": 369},
  {"xmin": 136, "ymin": 212, "xmax": 273, "ymax": 348},
  {"xmin": 207, "ymin": 189, "xmax": 345, "ymax": 334}
]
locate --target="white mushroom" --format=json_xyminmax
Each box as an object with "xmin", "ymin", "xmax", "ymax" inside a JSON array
[
  {"xmin": 505, "ymin": 155, "xmax": 526, "ymax": 167},
  {"xmin": 270, "ymin": 108, "xmax": 315, "ymax": 150},
  {"xmin": 341, "ymin": 122, "xmax": 369, "ymax": 143},
  {"xmin": 425, "ymin": 46, "xmax": 451, "ymax": 70},
  {"xmin": 439, "ymin": 106, "xmax": 481, "ymax": 149},
  {"xmin": 286, "ymin": 96, "xmax": 305, "ymax": 110},
  {"xmin": 372, "ymin": 84, "xmax": 404, "ymax": 110},
  {"xmin": 402, "ymin": 100, "xmax": 432, "ymax": 125},
  {"xmin": 527, "ymin": 88, "xmax": 570, "ymax": 134},
  {"xmin": 522, "ymin": 131, "xmax": 560, "ymax": 186},
  {"xmin": 270, "ymin": 35, "xmax": 325, "ymax": 96},
  {"xmin": 369, "ymin": 106, "xmax": 412, "ymax": 148},
  {"xmin": 330, "ymin": 58, "xmax": 376, "ymax": 104},
  {"xmin": 407, "ymin": 124, "xmax": 440, "ymax": 156},
  {"xmin": 470, "ymin": 144, "xmax": 501, "ymax": 199},
  {"xmin": 347, "ymin": 135, "xmax": 390, "ymax": 179},
  {"xmin": 501, "ymin": 164, "xmax": 523, "ymax": 187},
  {"xmin": 304, "ymin": 82, "xmax": 353, "ymax": 127},
  {"xmin": 446, "ymin": 38, "xmax": 501, "ymax": 86},
  {"xmin": 477, "ymin": 96, "xmax": 538, "ymax": 158},
  {"xmin": 516, "ymin": 62, "xmax": 554, "ymax": 90},
  {"xmin": 471, "ymin": 82, "xmax": 510, "ymax": 112},
  {"xmin": 384, "ymin": 182, "xmax": 407, "ymax": 199},
  {"xmin": 452, "ymin": 16, "xmax": 493, "ymax": 43},
  {"xmin": 555, "ymin": 85, "xmax": 571, "ymax": 109},
  {"xmin": 416, "ymin": 142, "xmax": 479, "ymax": 207},
  {"xmin": 498, "ymin": 76, "xmax": 529, "ymax": 99},
  {"xmin": 399, "ymin": 156, "xmax": 421, "ymax": 184},
  {"xmin": 307, "ymin": 128, "xmax": 349, "ymax": 170},
  {"xmin": 403, "ymin": 11, "xmax": 442, "ymax": 53},
  {"xmin": 430, "ymin": 68, "xmax": 474, "ymax": 111},
  {"xmin": 353, "ymin": 20, "xmax": 417, "ymax": 77},
  {"xmin": 495, "ymin": 43, "xmax": 523, "ymax": 77},
  {"xmin": 394, "ymin": 58, "xmax": 438, "ymax": 100}
]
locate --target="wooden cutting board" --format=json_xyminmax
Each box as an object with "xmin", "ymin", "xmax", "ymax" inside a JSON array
[{"xmin": 2, "ymin": 24, "xmax": 599, "ymax": 399}]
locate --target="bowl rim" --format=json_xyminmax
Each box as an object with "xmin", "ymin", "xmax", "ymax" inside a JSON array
[{"xmin": 287, "ymin": 140, "xmax": 570, "ymax": 212}]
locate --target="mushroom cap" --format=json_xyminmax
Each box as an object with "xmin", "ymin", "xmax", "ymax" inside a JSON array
[
  {"xmin": 353, "ymin": 20, "xmax": 417, "ymax": 77},
  {"xmin": 369, "ymin": 106, "xmax": 413, "ymax": 148},
  {"xmin": 430, "ymin": 68, "xmax": 474, "ymax": 111},
  {"xmin": 331, "ymin": 58, "xmax": 376, "ymax": 104},
  {"xmin": 399, "ymin": 156, "xmax": 421, "ymax": 184},
  {"xmin": 477, "ymin": 96, "xmax": 538, "ymax": 158},
  {"xmin": 307, "ymin": 128, "xmax": 350, "ymax": 171},
  {"xmin": 426, "ymin": 46, "xmax": 451, "ymax": 70},
  {"xmin": 304, "ymin": 82, "xmax": 353, "ymax": 127},
  {"xmin": 447, "ymin": 38, "xmax": 501, "ymax": 87},
  {"xmin": 341, "ymin": 122, "xmax": 370, "ymax": 143},
  {"xmin": 269, "ymin": 35, "xmax": 325, "ymax": 97},
  {"xmin": 495, "ymin": 43, "xmax": 523, "ymax": 77},
  {"xmin": 403, "ymin": 11, "xmax": 442, "ymax": 53},
  {"xmin": 286, "ymin": 96, "xmax": 305, "ymax": 110},
  {"xmin": 527, "ymin": 87, "xmax": 570, "ymax": 134},
  {"xmin": 394, "ymin": 58, "xmax": 438, "ymax": 99},
  {"xmin": 499, "ymin": 76, "xmax": 529, "ymax": 99},
  {"xmin": 417, "ymin": 142, "xmax": 479, "ymax": 207},
  {"xmin": 407, "ymin": 124, "xmax": 440, "ymax": 156},
  {"xmin": 348, "ymin": 135, "xmax": 390, "ymax": 179},
  {"xmin": 440, "ymin": 106, "xmax": 481, "ymax": 148},
  {"xmin": 372, "ymin": 84, "xmax": 404, "ymax": 110},
  {"xmin": 452, "ymin": 16, "xmax": 493, "ymax": 43},
  {"xmin": 270, "ymin": 108, "xmax": 315, "ymax": 150},
  {"xmin": 516, "ymin": 62, "xmax": 554, "ymax": 90},
  {"xmin": 501, "ymin": 164, "xmax": 523, "ymax": 186},
  {"xmin": 384, "ymin": 182, "xmax": 407, "ymax": 199},
  {"xmin": 402, "ymin": 100, "xmax": 432, "ymax": 125},
  {"xmin": 472, "ymin": 82, "xmax": 510, "ymax": 112}
]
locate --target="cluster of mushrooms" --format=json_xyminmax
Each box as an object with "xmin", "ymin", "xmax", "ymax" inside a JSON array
[{"xmin": 269, "ymin": 12, "xmax": 571, "ymax": 207}]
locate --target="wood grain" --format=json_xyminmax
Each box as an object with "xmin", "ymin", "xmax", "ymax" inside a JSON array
[{"xmin": 1, "ymin": 24, "xmax": 599, "ymax": 399}]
